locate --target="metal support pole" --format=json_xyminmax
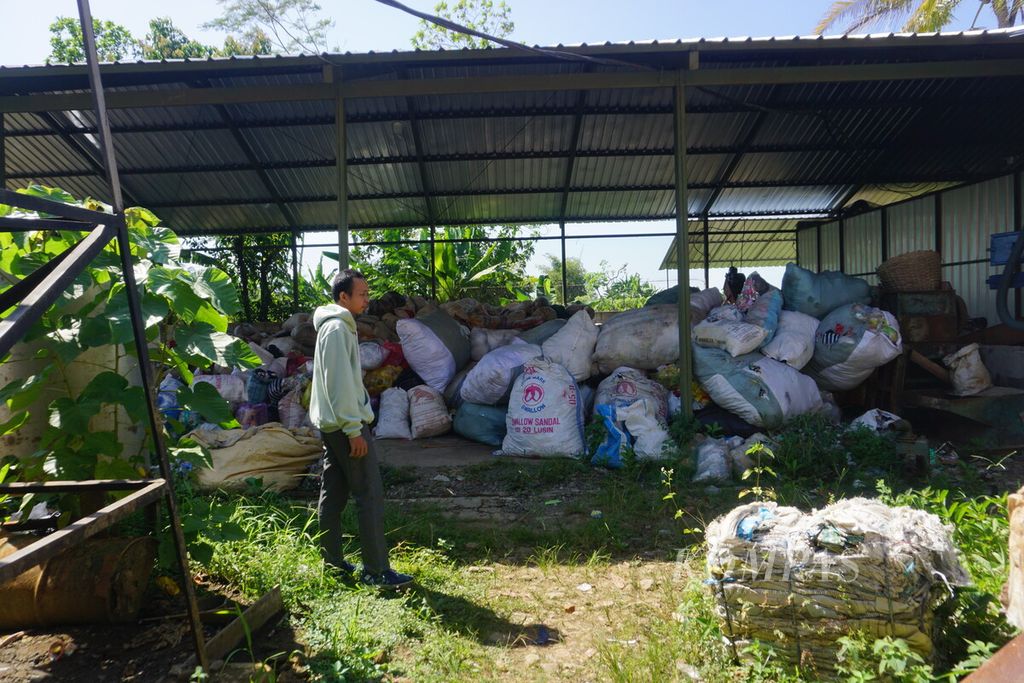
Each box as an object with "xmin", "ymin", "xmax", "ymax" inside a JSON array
[
  {"xmin": 1, "ymin": 112, "xmax": 5, "ymax": 190},
  {"xmin": 838, "ymin": 218, "xmax": 846, "ymax": 272},
  {"xmin": 816, "ymin": 223, "xmax": 822, "ymax": 272},
  {"xmin": 333, "ymin": 69, "xmax": 349, "ymax": 270},
  {"xmin": 290, "ymin": 229, "xmax": 299, "ymax": 310},
  {"xmin": 76, "ymin": 0, "xmax": 207, "ymax": 669},
  {"xmin": 702, "ymin": 215, "xmax": 710, "ymax": 290},
  {"xmin": 560, "ymin": 221, "xmax": 568, "ymax": 304},
  {"xmin": 430, "ymin": 225, "xmax": 437, "ymax": 300},
  {"xmin": 674, "ymin": 75, "xmax": 693, "ymax": 419},
  {"xmin": 235, "ymin": 236, "xmax": 251, "ymax": 320}
]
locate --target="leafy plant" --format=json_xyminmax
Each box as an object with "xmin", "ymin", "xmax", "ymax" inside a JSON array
[
  {"xmin": 738, "ymin": 442, "xmax": 778, "ymax": 502},
  {"xmin": 0, "ymin": 185, "xmax": 259, "ymax": 518},
  {"xmin": 835, "ymin": 634, "xmax": 933, "ymax": 683}
]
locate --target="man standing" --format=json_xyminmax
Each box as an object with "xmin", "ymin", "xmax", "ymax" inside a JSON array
[{"xmin": 309, "ymin": 269, "xmax": 413, "ymax": 589}]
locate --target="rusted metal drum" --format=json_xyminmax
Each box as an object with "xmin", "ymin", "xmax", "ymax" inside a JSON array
[{"xmin": 0, "ymin": 535, "xmax": 156, "ymax": 628}]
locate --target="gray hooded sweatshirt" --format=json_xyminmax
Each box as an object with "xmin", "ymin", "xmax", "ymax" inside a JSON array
[{"xmin": 308, "ymin": 304, "xmax": 374, "ymax": 437}]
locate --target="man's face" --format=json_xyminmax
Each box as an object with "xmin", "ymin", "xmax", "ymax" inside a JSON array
[{"xmin": 338, "ymin": 277, "xmax": 370, "ymax": 315}]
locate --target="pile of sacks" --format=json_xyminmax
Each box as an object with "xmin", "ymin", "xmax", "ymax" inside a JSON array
[{"xmin": 705, "ymin": 498, "xmax": 968, "ymax": 675}]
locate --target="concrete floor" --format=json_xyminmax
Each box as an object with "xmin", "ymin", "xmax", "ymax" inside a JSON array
[{"xmin": 376, "ymin": 434, "xmax": 498, "ymax": 469}]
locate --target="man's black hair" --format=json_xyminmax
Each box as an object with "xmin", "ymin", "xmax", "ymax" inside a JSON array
[{"xmin": 332, "ymin": 269, "xmax": 366, "ymax": 302}]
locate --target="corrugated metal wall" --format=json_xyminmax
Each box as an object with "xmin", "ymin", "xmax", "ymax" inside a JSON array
[
  {"xmin": 887, "ymin": 195, "xmax": 936, "ymax": 256},
  {"xmin": 797, "ymin": 227, "xmax": 818, "ymax": 272},
  {"xmin": 820, "ymin": 221, "xmax": 841, "ymax": 271},
  {"xmin": 942, "ymin": 175, "xmax": 1015, "ymax": 325},
  {"xmin": 809, "ymin": 172, "xmax": 1020, "ymax": 326},
  {"xmin": 843, "ymin": 212, "xmax": 883, "ymax": 284}
]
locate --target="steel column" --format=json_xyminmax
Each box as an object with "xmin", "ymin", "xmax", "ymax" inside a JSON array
[
  {"xmin": 0, "ymin": 111, "xmax": 5, "ymax": 189},
  {"xmin": 76, "ymin": 0, "xmax": 207, "ymax": 668},
  {"xmin": 291, "ymin": 229, "xmax": 299, "ymax": 309},
  {"xmin": 430, "ymin": 225, "xmax": 437, "ymax": 300},
  {"xmin": 674, "ymin": 74, "xmax": 693, "ymax": 418},
  {"xmin": 333, "ymin": 69, "xmax": 349, "ymax": 269},
  {"xmin": 703, "ymin": 215, "xmax": 710, "ymax": 289},
  {"xmin": 560, "ymin": 221, "xmax": 568, "ymax": 304}
]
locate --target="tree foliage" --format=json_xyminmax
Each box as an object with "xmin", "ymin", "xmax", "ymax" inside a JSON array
[
  {"xmin": 540, "ymin": 257, "xmax": 656, "ymax": 310},
  {"xmin": 411, "ymin": 0, "xmax": 515, "ymax": 50},
  {"xmin": 204, "ymin": 0, "xmax": 334, "ymax": 54},
  {"xmin": 817, "ymin": 0, "xmax": 1023, "ymax": 34},
  {"xmin": 348, "ymin": 226, "xmax": 535, "ymax": 305},
  {"xmin": 48, "ymin": 16, "xmax": 140, "ymax": 63}
]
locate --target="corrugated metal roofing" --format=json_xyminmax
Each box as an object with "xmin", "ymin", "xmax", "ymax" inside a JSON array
[{"xmin": 2, "ymin": 29, "xmax": 1023, "ymax": 237}]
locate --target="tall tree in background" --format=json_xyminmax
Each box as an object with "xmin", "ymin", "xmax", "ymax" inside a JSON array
[
  {"xmin": 817, "ymin": 0, "xmax": 1022, "ymax": 33},
  {"xmin": 48, "ymin": 17, "xmax": 139, "ymax": 63},
  {"xmin": 411, "ymin": 0, "xmax": 514, "ymax": 50},
  {"xmin": 138, "ymin": 18, "xmax": 219, "ymax": 60},
  {"xmin": 204, "ymin": 0, "xmax": 334, "ymax": 53}
]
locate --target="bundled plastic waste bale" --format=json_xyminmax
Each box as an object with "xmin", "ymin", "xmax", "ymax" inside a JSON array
[
  {"xmin": 470, "ymin": 328, "xmax": 520, "ymax": 361},
  {"xmin": 705, "ymin": 498, "xmax": 969, "ymax": 674},
  {"xmin": 453, "ymin": 402, "xmax": 507, "ymax": 447},
  {"xmin": 782, "ymin": 263, "xmax": 873, "ymax": 319},
  {"xmin": 396, "ymin": 309, "xmax": 471, "ymax": 393},
  {"xmin": 500, "ymin": 358, "xmax": 585, "ymax": 458},
  {"xmin": 408, "ymin": 384, "xmax": 452, "ymax": 439},
  {"xmin": 761, "ymin": 310, "xmax": 819, "ymax": 370},
  {"xmin": 542, "ymin": 310, "xmax": 599, "ymax": 381},
  {"xmin": 692, "ymin": 305, "xmax": 768, "ymax": 357},
  {"xmin": 460, "ymin": 341, "xmax": 541, "ymax": 406},
  {"xmin": 593, "ymin": 305, "xmax": 680, "ymax": 374},
  {"xmin": 806, "ymin": 304, "xmax": 902, "ymax": 391},
  {"xmin": 644, "ymin": 287, "xmax": 723, "ymax": 327},
  {"xmin": 374, "ymin": 388, "xmax": 411, "ymax": 440},
  {"xmin": 693, "ymin": 344, "xmax": 822, "ymax": 429},
  {"xmin": 740, "ymin": 288, "xmax": 783, "ymax": 345},
  {"xmin": 595, "ymin": 367, "xmax": 669, "ymax": 427}
]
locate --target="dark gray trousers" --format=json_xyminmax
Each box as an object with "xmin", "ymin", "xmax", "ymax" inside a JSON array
[{"xmin": 317, "ymin": 425, "xmax": 390, "ymax": 574}]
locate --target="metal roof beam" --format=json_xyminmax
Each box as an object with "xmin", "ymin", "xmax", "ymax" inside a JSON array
[
  {"xmin": 6, "ymin": 94, "xmax": 1024, "ymax": 136},
  {"xmin": 141, "ymin": 175, "xmax": 972, "ymax": 208},
  {"xmin": 559, "ymin": 90, "xmax": 588, "ymax": 222},
  {"xmin": 402, "ymin": 73, "xmax": 437, "ymax": 228},
  {"xmin": 4, "ymin": 58, "xmax": 1024, "ymax": 113}
]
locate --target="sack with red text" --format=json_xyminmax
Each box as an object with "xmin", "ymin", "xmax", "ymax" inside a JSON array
[{"xmin": 499, "ymin": 358, "xmax": 585, "ymax": 458}]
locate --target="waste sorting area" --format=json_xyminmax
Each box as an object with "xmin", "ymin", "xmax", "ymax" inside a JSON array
[{"xmin": 3, "ymin": 24, "xmax": 1024, "ymax": 676}]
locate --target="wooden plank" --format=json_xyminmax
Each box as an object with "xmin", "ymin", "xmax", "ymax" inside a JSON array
[
  {"xmin": 177, "ymin": 586, "xmax": 284, "ymax": 672},
  {"xmin": 0, "ymin": 479, "xmax": 156, "ymax": 494},
  {"xmin": 0, "ymin": 480, "xmax": 166, "ymax": 584}
]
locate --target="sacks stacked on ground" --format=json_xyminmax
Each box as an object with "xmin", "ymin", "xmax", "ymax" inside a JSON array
[
  {"xmin": 500, "ymin": 358, "xmax": 585, "ymax": 458},
  {"xmin": 692, "ymin": 273, "xmax": 782, "ymax": 357},
  {"xmin": 541, "ymin": 310, "xmax": 599, "ymax": 381},
  {"xmin": 374, "ymin": 388, "xmax": 412, "ymax": 440},
  {"xmin": 782, "ymin": 263, "xmax": 873, "ymax": 319},
  {"xmin": 593, "ymin": 305, "xmax": 680, "ymax": 374},
  {"xmin": 761, "ymin": 310, "xmax": 819, "ymax": 370},
  {"xmin": 595, "ymin": 367, "xmax": 669, "ymax": 426},
  {"xmin": 191, "ymin": 423, "xmax": 323, "ymax": 492},
  {"xmin": 453, "ymin": 402, "xmax": 507, "ymax": 447},
  {"xmin": 470, "ymin": 328, "xmax": 520, "ymax": 361},
  {"xmin": 460, "ymin": 340, "xmax": 542, "ymax": 405},
  {"xmin": 705, "ymin": 498, "xmax": 968, "ymax": 674},
  {"xmin": 692, "ymin": 344, "xmax": 822, "ymax": 430},
  {"xmin": 806, "ymin": 303, "xmax": 902, "ymax": 391},
  {"xmin": 408, "ymin": 384, "xmax": 452, "ymax": 438},
  {"xmin": 397, "ymin": 309, "xmax": 471, "ymax": 393}
]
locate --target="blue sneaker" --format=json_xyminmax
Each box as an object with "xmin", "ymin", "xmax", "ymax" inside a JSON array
[
  {"xmin": 328, "ymin": 559, "xmax": 357, "ymax": 575},
  {"xmin": 360, "ymin": 569, "xmax": 414, "ymax": 590}
]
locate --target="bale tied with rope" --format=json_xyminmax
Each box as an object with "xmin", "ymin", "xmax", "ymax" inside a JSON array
[{"xmin": 705, "ymin": 498, "xmax": 969, "ymax": 675}]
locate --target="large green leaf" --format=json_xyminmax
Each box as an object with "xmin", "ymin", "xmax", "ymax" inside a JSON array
[
  {"xmin": 132, "ymin": 226, "xmax": 179, "ymax": 264},
  {"xmin": 195, "ymin": 266, "xmax": 241, "ymax": 317},
  {"xmin": 0, "ymin": 412, "xmax": 29, "ymax": 437},
  {"xmin": 48, "ymin": 396, "xmax": 101, "ymax": 433},
  {"xmin": 177, "ymin": 381, "xmax": 234, "ymax": 424},
  {"xmin": 94, "ymin": 456, "xmax": 139, "ymax": 480},
  {"xmin": 120, "ymin": 386, "xmax": 150, "ymax": 424},
  {"xmin": 175, "ymin": 323, "xmax": 261, "ymax": 369},
  {"xmin": 147, "ymin": 267, "xmax": 227, "ymax": 332},
  {"xmin": 0, "ymin": 370, "xmax": 52, "ymax": 411},
  {"xmin": 103, "ymin": 285, "xmax": 170, "ymax": 346},
  {"xmin": 80, "ymin": 431, "xmax": 124, "ymax": 460},
  {"xmin": 80, "ymin": 371, "xmax": 129, "ymax": 403}
]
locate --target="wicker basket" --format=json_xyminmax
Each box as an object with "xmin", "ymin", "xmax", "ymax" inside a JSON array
[{"xmin": 877, "ymin": 250, "xmax": 941, "ymax": 292}]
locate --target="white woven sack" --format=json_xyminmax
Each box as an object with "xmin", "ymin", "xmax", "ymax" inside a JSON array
[
  {"xmin": 408, "ymin": 384, "xmax": 451, "ymax": 439},
  {"xmin": 460, "ymin": 340, "xmax": 541, "ymax": 405},
  {"xmin": 374, "ymin": 388, "xmax": 411, "ymax": 440},
  {"xmin": 761, "ymin": 310, "xmax": 819, "ymax": 370},
  {"xmin": 541, "ymin": 310, "xmax": 599, "ymax": 381}
]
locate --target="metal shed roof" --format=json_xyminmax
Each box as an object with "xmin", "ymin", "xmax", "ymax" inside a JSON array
[{"xmin": 2, "ymin": 28, "xmax": 1024, "ymax": 238}]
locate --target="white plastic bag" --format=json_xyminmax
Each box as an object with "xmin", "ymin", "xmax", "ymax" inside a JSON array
[
  {"xmin": 500, "ymin": 358, "xmax": 585, "ymax": 458},
  {"xmin": 761, "ymin": 310, "xmax": 819, "ymax": 370},
  {"xmin": 374, "ymin": 388, "xmax": 411, "ymax": 440},
  {"xmin": 943, "ymin": 343, "xmax": 993, "ymax": 396},
  {"xmin": 470, "ymin": 328, "xmax": 520, "ymax": 361},
  {"xmin": 618, "ymin": 400, "xmax": 671, "ymax": 461},
  {"xmin": 595, "ymin": 367, "xmax": 669, "ymax": 426},
  {"xmin": 460, "ymin": 341, "xmax": 541, "ymax": 405},
  {"xmin": 850, "ymin": 409, "xmax": 904, "ymax": 432},
  {"xmin": 408, "ymin": 384, "xmax": 452, "ymax": 439},
  {"xmin": 397, "ymin": 310, "xmax": 471, "ymax": 393},
  {"xmin": 541, "ymin": 310, "xmax": 599, "ymax": 381},
  {"xmin": 359, "ymin": 342, "xmax": 388, "ymax": 371},
  {"xmin": 694, "ymin": 438, "xmax": 730, "ymax": 483}
]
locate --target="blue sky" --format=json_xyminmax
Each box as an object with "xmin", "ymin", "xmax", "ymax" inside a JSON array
[{"xmin": 1, "ymin": 0, "xmax": 999, "ymax": 290}]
